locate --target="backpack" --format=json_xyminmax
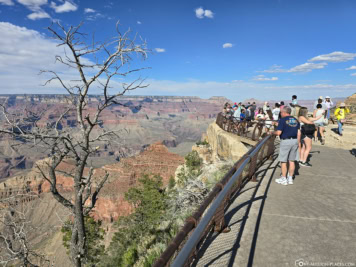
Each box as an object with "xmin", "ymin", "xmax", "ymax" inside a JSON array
[{"xmin": 301, "ymin": 124, "xmax": 316, "ymax": 135}]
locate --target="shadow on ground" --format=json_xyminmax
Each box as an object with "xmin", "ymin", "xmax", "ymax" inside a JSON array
[{"xmin": 191, "ymin": 153, "xmax": 279, "ymax": 267}]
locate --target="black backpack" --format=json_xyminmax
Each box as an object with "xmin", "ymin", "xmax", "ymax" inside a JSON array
[{"xmin": 302, "ymin": 124, "xmax": 316, "ymax": 135}]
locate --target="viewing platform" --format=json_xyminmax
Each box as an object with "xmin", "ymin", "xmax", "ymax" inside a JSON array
[
  {"xmin": 192, "ymin": 144, "xmax": 356, "ymax": 266},
  {"xmin": 155, "ymin": 113, "xmax": 356, "ymax": 267}
]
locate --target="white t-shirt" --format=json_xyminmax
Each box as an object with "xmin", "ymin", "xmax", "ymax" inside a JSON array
[{"xmin": 272, "ymin": 108, "xmax": 280, "ymax": 121}]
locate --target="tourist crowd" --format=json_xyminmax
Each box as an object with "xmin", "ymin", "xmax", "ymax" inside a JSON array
[{"xmin": 222, "ymin": 95, "xmax": 350, "ymax": 186}]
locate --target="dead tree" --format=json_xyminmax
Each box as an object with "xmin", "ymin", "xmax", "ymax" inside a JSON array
[
  {"xmin": 0, "ymin": 192, "xmax": 50, "ymax": 267},
  {"xmin": 0, "ymin": 22, "xmax": 149, "ymax": 267}
]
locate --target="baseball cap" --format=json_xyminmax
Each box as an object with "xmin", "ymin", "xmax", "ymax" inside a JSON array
[{"xmin": 319, "ymin": 96, "xmax": 323, "ymax": 99}]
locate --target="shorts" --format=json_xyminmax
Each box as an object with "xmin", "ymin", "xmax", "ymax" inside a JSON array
[
  {"xmin": 314, "ymin": 122, "xmax": 325, "ymax": 127},
  {"xmin": 301, "ymin": 133, "xmax": 313, "ymax": 140},
  {"xmin": 279, "ymin": 139, "xmax": 298, "ymax": 162}
]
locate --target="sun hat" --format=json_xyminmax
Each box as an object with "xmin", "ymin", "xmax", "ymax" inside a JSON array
[
  {"xmin": 340, "ymin": 103, "xmax": 346, "ymax": 107},
  {"xmin": 325, "ymin": 96, "xmax": 330, "ymax": 99},
  {"xmin": 319, "ymin": 96, "xmax": 323, "ymax": 99}
]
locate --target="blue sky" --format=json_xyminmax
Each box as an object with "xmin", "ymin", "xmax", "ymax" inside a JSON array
[{"xmin": 1, "ymin": 0, "xmax": 356, "ymax": 100}]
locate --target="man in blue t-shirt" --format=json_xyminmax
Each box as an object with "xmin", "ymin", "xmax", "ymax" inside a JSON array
[{"xmin": 272, "ymin": 106, "xmax": 300, "ymax": 186}]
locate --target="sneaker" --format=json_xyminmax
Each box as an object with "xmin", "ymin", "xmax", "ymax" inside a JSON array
[
  {"xmin": 287, "ymin": 176, "xmax": 293, "ymax": 185},
  {"xmin": 275, "ymin": 177, "xmax": 288, "ymax": 185},
  {"xmin": 300, "ymin": 162, "xmax": 312, "ymax": 167},
  {"xmin": 321, "ymin": 138, "xmax": 325, "ymax": 145},
  {"xmin": 299, "ymin": 161, "xmax": 306, "ymax": 166}
]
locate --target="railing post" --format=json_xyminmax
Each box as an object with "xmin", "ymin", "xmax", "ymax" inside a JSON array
[
  {"xmin": 248, "ymin": 151, "xmax": 259, "ymax": 182},
  {"xmin": 267, "ymin": 135, "xmax": 275, "ymax": 160}
]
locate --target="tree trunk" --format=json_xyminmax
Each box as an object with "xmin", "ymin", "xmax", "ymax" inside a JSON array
[{"xmin": 70, "ymin": 182, "xmax": 86, "ymax": 267}]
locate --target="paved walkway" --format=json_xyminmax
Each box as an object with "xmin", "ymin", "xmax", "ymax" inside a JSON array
[{"xmin": 193, "ymin": 144, "xmax": 356, "ymax": 267}]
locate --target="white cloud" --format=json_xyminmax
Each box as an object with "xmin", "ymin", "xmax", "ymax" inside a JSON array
[
  {"xmin": 195, "ymin": 7, "xmax": 214, "ymax": 19},
  {"xmin": 288, "ymin": 62, "xmax": 327, "ymax": 73},
  {"xmin": 204, "ymin": 9, "xmax": 214, "ymax": 18},
  {"xmin": 346, "ymin": 65, "xmax": 356, "ymax": 70},
  {"xmin": 28, "ymin": 10, "xmax": 50, "ymax": 19},
  {"xmin": 0, "ymin": 0, "xmax": 14, "ymax": 5},
  {"xmin": 262, "ymin": 62, "xmax": 327, "ymax": 73},
  {"xmin": 350, "ymin": 73, "xmax": 356, "ymax": 76},
  {"xmin": 222, "ymin": 43, "xmax": 233, "ymax": 49},
  {"xmin": 137, "ymin": 21, "xmax": 142, "ymax": 25},
  {"xmin": 195, "ymin": 7, "xmax": 204, "ymax": 19},
  {"xmin": 253, "ymin": 75, "xmax": 278, "ymax": 81},
  {"xmin": 13, "ymin": 0, "xmax": 51, "ymax": 20},
  {"xmin": 309, "ymin": 51, "xmax": 356, "ymax": 63},
  {"xmin": 263, "ymin": 51, "xmax": 356, "ymax": 74},
  {"xmin": 17, "ymin": 0, "xmax": 47, "ymax": 6},
  {"xmin": 155, "ymin": 48, "xmax": 165, "ymax": 53},
  {"xmin": 0, "ymin": 22, "xmax": 98, "ymax": 94},
  {"xmin": 84, "ymin": 7, "xmax": 95, "ymax": 13},
  {"xmin": 50, "ymin": 1, "xmax": 77, "ymax": 13}
]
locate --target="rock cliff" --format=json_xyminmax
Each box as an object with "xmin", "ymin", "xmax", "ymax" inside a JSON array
[
  {"xmin": 193, "ymin": 122, "xmax": 248, "ymax": 162},
  {"xmin": 0, "ymin": 143, "xmax": 184, "ymax": 221},
  {"xmin": 345, "ymin": 92, "xmax": 356, "ymax": 119}
]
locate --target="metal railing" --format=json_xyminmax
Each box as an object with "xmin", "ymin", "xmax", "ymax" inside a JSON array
[
  {"xmin": 215, "ymin": 112, "xmax": 274, "ymax": 141},
  {"xmin": 154, "ymin": 115, "xmax": 275, "ymax": 267}
]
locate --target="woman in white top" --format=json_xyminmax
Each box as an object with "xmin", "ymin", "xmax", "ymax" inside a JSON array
[
  {"xmin": 255, "ymin": 108, "xmax": 265, "ymax": 120},
  {"xmin": 264, "ymin": 109, "xmax": 273, "ymax": 133},
  {"xmin": 313, "ymin": 104, "xmax": 326, "ymax": 145}
]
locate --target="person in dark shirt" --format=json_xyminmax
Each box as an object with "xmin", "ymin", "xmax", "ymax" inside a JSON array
[{"xmin": 271, "ymin": 106, "xmax": 300, "ymax": 185}]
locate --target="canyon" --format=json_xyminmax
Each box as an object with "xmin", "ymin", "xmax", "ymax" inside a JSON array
[{"xmin": 0, "ymin": 94, "xmax": 228, "ymax": 180}]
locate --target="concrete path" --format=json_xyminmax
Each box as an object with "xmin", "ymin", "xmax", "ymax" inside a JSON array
[{"xmin": 193, "ymin": 144, "xmax": 356, "ymax": 267}]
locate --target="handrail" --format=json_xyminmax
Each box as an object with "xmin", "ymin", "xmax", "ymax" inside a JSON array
[
  {"xmin": 154, "ymin": 114, "xmax": 275, "ymax": 266},
  {"xmin": 171, "ymin": 136, "xmax": 271, "ymax": 266}
]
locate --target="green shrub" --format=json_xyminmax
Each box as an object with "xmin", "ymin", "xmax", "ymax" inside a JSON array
[
  {"xmin": 185, "ymin": 151, "xmax": 202, "ymax": 173},
  {"xmin": 196, "ymin": 140, "xmax": 209, "ymax": 146},
  {"xmin": 61, "ymin": 216, "xmax": 105, "ymax": 266}
]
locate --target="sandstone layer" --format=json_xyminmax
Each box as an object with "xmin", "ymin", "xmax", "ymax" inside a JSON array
[{"xmin": 204, "ymin": 122, "xmax": 249, "ymax": 162}]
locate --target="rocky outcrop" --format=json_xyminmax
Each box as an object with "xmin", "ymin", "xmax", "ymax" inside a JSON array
[
  {"xmin": 204, "ymin": 122, "xmax": 249, "ymax": 162},
  {"xmin": 345, "ymin": 92, "xmax": 356, "ymax": 117}
]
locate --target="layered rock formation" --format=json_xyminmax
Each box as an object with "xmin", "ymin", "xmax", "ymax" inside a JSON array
[
  {"xmin": 345, "ymin": 92, "xmax": 356, "ymax": 119},
  {"xmin": 0, "ymin": 95, "xmax": 227, "ymax": 179},
  {"xmin": 198, "ymin": 122, "xmax": 249, "ymax": 162},
  {"xmin": 0, "ymin": 142, "xmax": 184, "ymax": 221}
]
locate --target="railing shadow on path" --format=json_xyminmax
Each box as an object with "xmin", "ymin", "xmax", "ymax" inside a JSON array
[{"xmin": 191, "ymin": 153, "xmax": 279, "ymax": 267}]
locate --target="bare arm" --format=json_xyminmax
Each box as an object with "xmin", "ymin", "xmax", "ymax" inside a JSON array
[
  {"xmin": 299, "ymin": 116, "xmax": 314, "ymax": 124},
  {"xmin": 274, "ymin": 130, "xmax": 282, "ymax": 136},
  {"xmin": 313, "ymin": 109, "xmax": 317, "ymax": 118}
]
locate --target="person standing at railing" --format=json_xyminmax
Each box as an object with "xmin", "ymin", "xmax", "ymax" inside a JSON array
[
  {"xmin": 233, "ymin": 102, "xmax": 242, "ymax": 121},
  {"xmin": 272, "ymin": 103, "xmax": 280, "ymax": 121},
  {"xmin": 250, "ymin": 102, "xmax": 257, "ymax": 120},
  {"xmin": 271, "ymin": 106, "xmax": 300, "ymax": 186},
  {"xmin": 265, "ymin": 109, "xmax": 273, "ymax": 133}
]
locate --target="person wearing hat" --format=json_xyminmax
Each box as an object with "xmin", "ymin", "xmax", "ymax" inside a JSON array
[
  {"xmin": 324, "ymin": 96, "xmax": 334, "ymax": 119},
  {"xmin": 334, "ymin": 103, "xmax": 350, "ymax": 136}
]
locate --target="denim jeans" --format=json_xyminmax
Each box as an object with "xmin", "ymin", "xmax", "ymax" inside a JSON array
[
  {"xmin": 337, "ymin": 120, "xmax": 343, "ymax": 135},
  {"xmin": 327, "ymin": 109, "xmax": 330, "ymax": 119}
]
